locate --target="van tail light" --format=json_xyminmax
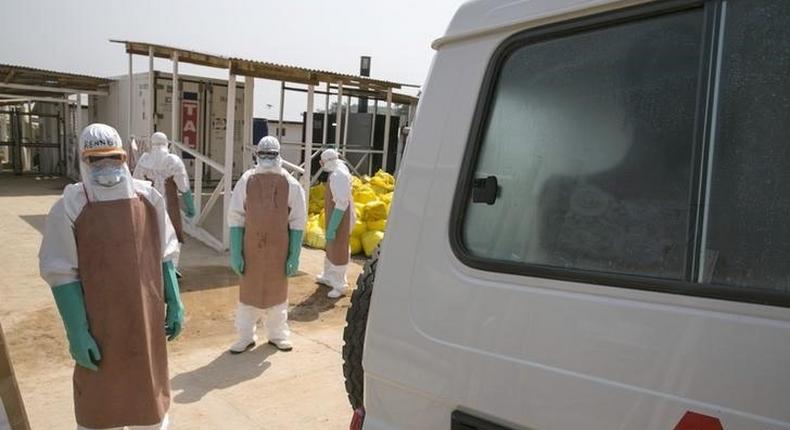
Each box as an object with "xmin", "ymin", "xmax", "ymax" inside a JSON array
[{"xmin": 350, "ymin": 407, "xmax": 365, "ymax": 430}]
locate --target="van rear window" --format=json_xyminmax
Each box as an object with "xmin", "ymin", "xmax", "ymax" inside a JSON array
[{"xmin": 452, "ymin": 0, "xmax": 790, "ymax": 306}]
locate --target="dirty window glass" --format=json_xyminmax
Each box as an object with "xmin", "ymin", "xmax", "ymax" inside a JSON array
[
  {"xmin": 701, "ymin": 0, "xmax": 790, "ymax": 293},
  {"xmin": 463, "ymin": 10, "xmax": 704, "ymax": 279}
]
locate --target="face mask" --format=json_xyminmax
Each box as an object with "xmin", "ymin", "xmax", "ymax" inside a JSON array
[
  {"xmin": 258, "ymin": 159, "xmax": 278, "ymax": 168},
  {"xmin": 152, "ymin": 143, "xmax": 169, "ymax": 153},
  {"xmin": 322, "ymin": 159, "xmax": 339, "ymax": 172},
  {"xmin": 256, "ymin": 153, "xmax": 281, "ymax": 169},
  {"xmin": 91, "ymin": 164, "xmax": 125, "ymax": 187}
]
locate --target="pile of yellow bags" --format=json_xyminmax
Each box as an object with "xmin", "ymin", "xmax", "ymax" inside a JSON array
[{"xmin": 304, "ymin": 170, "xmax": 395, "ymax": 257}]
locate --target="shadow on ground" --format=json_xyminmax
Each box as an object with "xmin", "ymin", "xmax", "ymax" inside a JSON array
[
  {"xmin": 178, "ymin": 265, "xmax": 238, "ymax": 292},
  {"xmin": 289, "ymin": 283, "xmax": 343, "ymax": 323},
  {"xmin": 170, "ymin": 346, "xmax": 276, "ymax": 404},
  {"xmin": 19, "ymin": 215, "xmax": 47, "ymax": 235},
  {"xmin": 0, "ymin": 175, "xmax": 70, "ymax": 197}
]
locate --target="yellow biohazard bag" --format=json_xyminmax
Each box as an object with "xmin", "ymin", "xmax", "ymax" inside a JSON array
[
  {"xmin": 363, "ymin": 201, "xmax": 388, "ymax": 221},
  {"xmin": 367, "ymin": 219, "xmax": 387, "ymax": 232},
  {"xmin": 352, "ymin": 219, "xmax": 367, "ymax": 238},
  {"xmin": 354, "ymin": 186, "xmax": 378, "ymax": 204},
  {"xmin": 362, "ymin": 230, "xmax": 384, "ymax": 256},
  {"xmin": 350, "ymin": 236, "xmax": 363, "ymax": 255}
]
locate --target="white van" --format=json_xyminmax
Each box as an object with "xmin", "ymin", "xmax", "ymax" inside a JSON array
[{"xmin": 342, "ymin": 0, "xmax": 790, "ymax": 429}]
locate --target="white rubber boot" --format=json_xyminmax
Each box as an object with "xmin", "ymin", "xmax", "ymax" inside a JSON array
[
  {"xmin": 229, "ymin": 336, "xmax": 257, "ymax": 354},
  {"xmin": 327, "ymin": 286, "xmax": 347, "ymax": 298},
  {"xmin": 268, "ymin": 338, "xmax": 293, "ymax": 352}
]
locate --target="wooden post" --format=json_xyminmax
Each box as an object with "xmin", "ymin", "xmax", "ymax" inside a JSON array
[
  {"xmin": 0, "ymin": 323, "xmax": 31, "ymax": 430},
  {"xmin": 382, "ymin": 88, "xmax": 392, "ymax": 172},
  {"xmin": 342, "ymin": 94, "xmax": 350, "ymax": 156},
  {"xmin": 322, "ymin": 81, "xmax": 330, "ymax": 147},
  {"xmin": 170, "ymin": 52, "xmax": 179, "ymax": 142},
  {"xmin": 128, "ymin": 52, "xmax": 133, "ymax": 143},
  {"xmin": 243, "ymin": 76, "xmax": 255, "ymax": 170},
  {"xmin": 303, "ymin": 84, "xmax": 315, "ymax": 198},
  {"xmin": 193, "ymin": 158, "xmax": 203, "ymax": 222},
  {"xmin": 222, "ymin": 69, "xmax": 237, "ymax": 248},
  {"xmin": 278, "ymin": 81, "xmax": 285, "ymax": 140},
  {"xmin": 148, "ymin": 46, "xmax": 155, "ymax": 139},
  {"xmin": 334, "ymin": 82, "xmax": 343, "ymax": 149}
]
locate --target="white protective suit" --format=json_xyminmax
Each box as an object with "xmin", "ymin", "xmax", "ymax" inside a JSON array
[
  {"xmin": 317, "ymin": 149, "xmax": 355, "ymax": 295},
  {"xmin": 227, "ymin": 138, "xmax": 307, "ymax": 350},
  {"xmin": 132, "ymin": 132, "xmax": 191, "ymax": 200},
  {"xmin": 132, "ymin": 133, "xmax": 191, "ymax": 268},
  {"xmin": 39, "ymin": 180, "xmax": 180, "ymax": 288},
  {"xmin": 39, "ymin": 124, "xmax": 178, "ymax": 430}
]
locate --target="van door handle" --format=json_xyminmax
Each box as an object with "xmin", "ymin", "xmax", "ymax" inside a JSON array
[{"xmin": 472, "ymin": 176, "xmax": 499, "ymax": 205}]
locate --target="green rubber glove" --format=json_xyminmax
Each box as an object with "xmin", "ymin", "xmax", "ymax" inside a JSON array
[
  {"xmin": 230, "ymin": 226, "xmax": 245, "ymax": 275},
  {"xmin": 51, "ymin": 281, "xmax": 101, "ymax": 371},
  {"xmin": 163, "ymin": 260, "xmax": 184, "ymax": 341},
  {"xmin": 286, "ymin": 229, "xmax": 304, "ymax": 277},
  {"xmin": 181, "ymin": 191, "xmax": 196, "ymax": 218},
  {"xmin": 325, "ymin": 208, "xmax": 346, "ymax": 242}
]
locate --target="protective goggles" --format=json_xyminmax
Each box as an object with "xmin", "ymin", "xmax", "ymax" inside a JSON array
[
  {"xmin": 257, "ymin": 151, "xmax": 279, "ymax": 159},
  {"xmin": 84, "ymin": 153, "xmax": 126, "ymax": 165}
]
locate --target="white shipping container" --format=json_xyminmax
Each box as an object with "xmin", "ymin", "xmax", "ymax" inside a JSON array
[{"xmin": 95, "ymin": 71, "xmax": 248, "ymax": 181}]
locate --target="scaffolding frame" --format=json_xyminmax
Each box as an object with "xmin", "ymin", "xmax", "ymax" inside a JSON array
[
  {"xmin": 0, "ymin": 64, "xmax": 110, "ymax": 178},
  {"xmin": 279, "ymin": 83, "xmax": 416, "ymax": 177},
  {"xmin": 114, "ymin": 40, "xmax": 417, "ymax": 251}
]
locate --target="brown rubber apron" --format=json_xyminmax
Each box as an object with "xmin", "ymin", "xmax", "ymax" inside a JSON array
[
  {"xmin": 324, "ymin": 177, "xmax": 351, "ymax": 266},
  {"xmin": 164, "ymin": 177, "xmax": 185, "ymax": 243},
  {"xmin": 146, "ymin": 175, "xmax": 184, "ymax": 243},
  {"xmin": 73, "ymin": 190, "xmax": 169, "ymax": 429},
  {"xmin": 239, "ymin": 173, "xmax": 290, "ymax": 309}
]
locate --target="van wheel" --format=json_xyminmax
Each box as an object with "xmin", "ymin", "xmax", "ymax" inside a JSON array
[{"xmin": 342, "ymin": 246, "xmax": 379, "ymax": 410}]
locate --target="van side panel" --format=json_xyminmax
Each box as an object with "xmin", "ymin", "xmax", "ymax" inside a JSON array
[{"xmin": 364, "ymin": 2, "xmax": 790, "ymax": 430}]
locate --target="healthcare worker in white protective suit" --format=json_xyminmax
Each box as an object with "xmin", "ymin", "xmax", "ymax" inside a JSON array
[
  {"xmin": 227, "ymin": 136, "xmax": 306, "ymax": 353},
  {"xmin": 317, "ymin": 149, "xmax": 355, "ymax": 298},
  {"xmin": 133, "ymin": 132, "xmax": 195, "ymax": 274},
  {"xmin": 39, "ymin": 124, "xmax": 183, "ymax": 430}
]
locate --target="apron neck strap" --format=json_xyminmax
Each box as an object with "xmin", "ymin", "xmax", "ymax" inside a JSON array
[{"xmin": 82, "ymin": 183, "xmax": 91, "ymax": 203}]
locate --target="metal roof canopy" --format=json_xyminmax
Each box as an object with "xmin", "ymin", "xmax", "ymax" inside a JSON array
[
  {"xmin": 285, "ymin": 84, "xmax": 418, "ymax": 105},
  {"xmin": 0, "ymin": 64, "xmax": 111, "ymax": 97},
  {"xmin": 113, "ymin": 39, "xmax": 417, "ymax": 251},
  {"xmin": 112, "ymin": 40, "xmax": 411, "ymax": 93}
]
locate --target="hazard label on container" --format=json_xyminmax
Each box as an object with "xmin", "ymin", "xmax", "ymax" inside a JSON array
[{"xmin": 182, "ymin": 97, "xmax": 199, "ymax": 149}]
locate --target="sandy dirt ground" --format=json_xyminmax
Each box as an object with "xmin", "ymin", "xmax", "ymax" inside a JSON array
[{"xmin": 0, "ymin": 175, "xmax": 364, "ymax": 429}]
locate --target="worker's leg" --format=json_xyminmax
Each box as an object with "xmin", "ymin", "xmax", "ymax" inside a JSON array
[
  {"xmin": 126, "ymin": 414, "xmax": 171, "ymax": 430},
  {"xmin": 230, "ymin": 302, "xmax": 263, "ymax": 353},
  {"xmin": 316, "ymin": 256, "xmax": 332, "ymax": 286},
  {"xmin": 76, "ymin": 414, "xmax": 169, "ymax": 430},
  {"xmin": 264, "ymin": 301, "xmax": 292, "ymax": 351},
  {"xmin": 324, "ymin": 257, "xmax": 349, "ymax": 298}
]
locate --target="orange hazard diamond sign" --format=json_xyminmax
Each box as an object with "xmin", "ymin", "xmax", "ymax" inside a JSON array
[{"xmin": 674, "ymin": 411, "xmax": 724, "ymax": 430}]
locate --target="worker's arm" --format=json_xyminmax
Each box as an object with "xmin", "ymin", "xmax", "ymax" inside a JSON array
[
  {"xmin": 143, "ymin": 183, "xmax": 180, "ymax": 265},
  {"xmin": 170, "ymin": 155, "xmax": 195, "ymax": 218},
  {"xmin": 131, "ymin": 154, "xmax": 147, "ymax": 180},
  {"xmin": 162, "ymin": 260, "xmax": 184, "ymax": 341},
  {"xmin": 286, "ymin": 175, "xmax": 307, "ymax": 276},
  {"xmin": 142, "ymin": 183, "xmax": 184, "ymax": 340},
  {"xmin": 228, "ymin": 171, "xmax": 252, "ymax": 275},
  {"xmin": 39, "ymin": 190, "xmax": 100, "ymax": 371},
  {"xmin": 51, "ymin": 282, "xmax": 101, "ymax": 370},
  {"xmin": 326, "ymin": 172, "xmax": 350, "ymax": 241}
]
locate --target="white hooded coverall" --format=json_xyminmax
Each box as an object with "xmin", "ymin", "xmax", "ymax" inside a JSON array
[
  {"xmin": 227, "ymin": 164, "xmax": 306, "ymax": 344},
  {"xmin": 40, "ymin": 125, "xmax": 179, "ymax": 430}
]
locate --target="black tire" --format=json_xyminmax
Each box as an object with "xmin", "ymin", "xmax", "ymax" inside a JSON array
[{"xmin": 342, "ymin": 246, "xmax": 379, "ymax": 410}]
